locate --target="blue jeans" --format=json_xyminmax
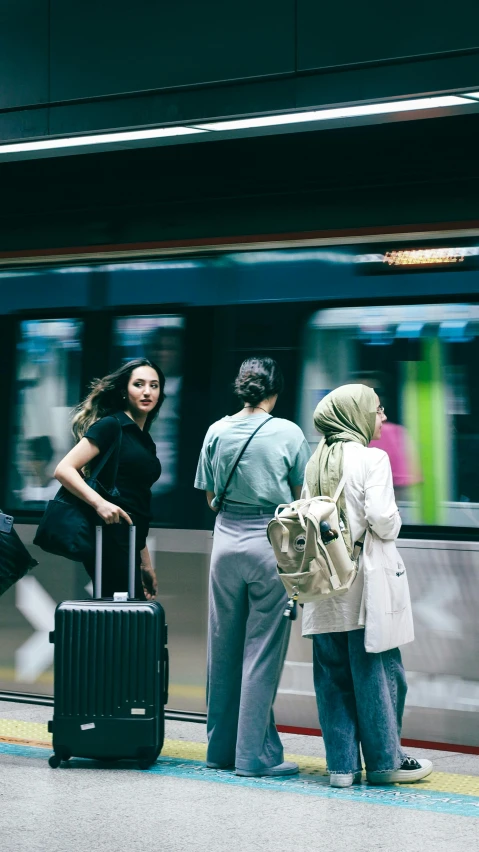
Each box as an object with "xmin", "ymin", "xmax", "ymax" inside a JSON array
[{"xmin": 312, "ymin": 629, "xmax": 407, "ymax": 774}]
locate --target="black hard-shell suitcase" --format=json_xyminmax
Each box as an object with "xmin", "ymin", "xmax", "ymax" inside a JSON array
[{"xmin": 48, "ymin": 525, "xmax": 168, "ymax": 770}]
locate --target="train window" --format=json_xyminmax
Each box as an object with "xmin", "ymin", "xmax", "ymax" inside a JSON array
[
  {"xmin": 8, "ymin": 319, "xmax": 83, "ymax": 510},
  {"xmin": 111, "ymin": 315, "xmax": 185, "ymax": 522},
  {"xmin": 299, "ymin": 303, "xmax": 479, "ymax": 528}
]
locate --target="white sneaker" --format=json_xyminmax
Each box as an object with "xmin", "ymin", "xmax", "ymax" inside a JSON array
[
  {"xmin": 236, "ymin": 761, "xmax": 299, "ymax": 777},
  {"xmin": 367, "ymin": 757, "xmax": 433, "ymax": 784},
  {"xmin": 330, "ymin": 771, "xmax": 362, "ymax": 788}
]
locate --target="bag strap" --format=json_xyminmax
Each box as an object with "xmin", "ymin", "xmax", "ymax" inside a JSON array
[
  {"xmin": 216, "ymin": 416, "xmax": 273, "ymax": 510},
  {"xmin": 88, "ymin": 416, "xmax": 123, "ymax": 489},
  {"xmin": 333, "ymin": 473, "xmax": 347, "ymax": 504},
  {"xmin": 332, "ymin": 473, "xmax": 364, "ymax": 560},
  {"xmin": 353, "ymin": 531, "xmax": 366, "ymax": 559}
]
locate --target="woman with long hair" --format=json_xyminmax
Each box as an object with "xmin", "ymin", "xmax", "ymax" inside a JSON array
[
  {"xmin": 54, "ymin": 359, "xmax": 165, "ymax": 599},
  {"xmin": 302, "ymin": 384, "xmax": 432, "ymax": 787},
  {"xmin": 195, "ymin": 357, "xmax": 311, "ymax": 777}
]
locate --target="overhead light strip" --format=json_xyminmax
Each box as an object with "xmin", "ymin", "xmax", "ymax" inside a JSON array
[
  {"xmin": 193, "ymin": 95, "xmax": 469, "ymax": 131},
  {"xmin": 0, "ymin": 94, "xmax": 474, "ymax": 156},
  {"xmin": 0, "ymin": 125, "xmax": 205, "ymax": 155}
]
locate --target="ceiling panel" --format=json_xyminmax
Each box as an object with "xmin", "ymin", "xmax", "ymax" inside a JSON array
[
  {"xmin": 297, "ymin": 0, "xmax": 479, "ymax": 70},
  {"xmin": 50, "ymin": 0, "xmax": 295, "ymax": 101},
  {"xmin": 0, "ymin": 0, "xmax": 49, "ymax": 109}
]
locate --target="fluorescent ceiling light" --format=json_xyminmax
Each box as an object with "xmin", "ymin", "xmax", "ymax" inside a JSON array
[
  {"xmin": 194, "ymin": 96, "xmax": 469, "ymax": 131},
  {"xmin": 0, "ymin": 93, "xmax": 475, "ymax": 158},
  {"xmin": 0, "ymin": 125, "xmax": 204, "ymax": 154},
  {"xmin": 463, "ymin": 92, "xmax": 479, "ymax": 100},
  {"xmin": 100, "ymin": 261, "xmax": 200, "ymax": 271},
  {"xmin": 230, "ymin": 249, "xmax": 351, "ymax": 264},
  {"xmin": 355, "ymin": 246, "xmax": 479, "ymax": 265}
]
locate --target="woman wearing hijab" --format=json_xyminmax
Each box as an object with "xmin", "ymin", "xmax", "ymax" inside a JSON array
[{"xmin": 302, "ymin": 384, "xmax": 432, "ymax": 788}]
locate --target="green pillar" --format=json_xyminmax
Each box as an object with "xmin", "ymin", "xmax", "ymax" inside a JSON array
[{"xmin": 402, "ymin": 337, "xmax": 448, "ymax": 525}]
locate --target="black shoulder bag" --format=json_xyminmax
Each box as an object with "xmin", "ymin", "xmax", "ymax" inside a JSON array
[
  {"xmin": 34, "ymin": 419, "xmax": 123, "ymax": 563},
  {"xmin": 215, "ymin": 416, "xmax": 273, "ymax": 511},
  {"xmin": 0, "ymin": 512, "xmax": 39, "ymax": 598}
]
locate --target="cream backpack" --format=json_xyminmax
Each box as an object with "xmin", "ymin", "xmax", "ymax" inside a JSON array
[{"xmin": 267, "ymin": 477, "xmax": 362, "ymax": 604}]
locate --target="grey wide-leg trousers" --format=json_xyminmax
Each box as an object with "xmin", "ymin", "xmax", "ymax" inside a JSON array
[{"xmin": 206, "ymin": 504, "xmax": 291, "ymax": 773}]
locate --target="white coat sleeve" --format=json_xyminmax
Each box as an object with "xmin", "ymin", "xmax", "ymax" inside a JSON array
[{"xmin": 364, "ymin": 450, "xmax": 401, "ymax": 540}]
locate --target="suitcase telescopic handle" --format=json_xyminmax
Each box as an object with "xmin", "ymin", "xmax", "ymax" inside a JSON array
[
  {"xmin": 164, "ymin": 647, "xmax": 169, "ymax": 705},
  {"xmin": 94, "ymin": 524, "xmax": 137, "ymax": 600}
]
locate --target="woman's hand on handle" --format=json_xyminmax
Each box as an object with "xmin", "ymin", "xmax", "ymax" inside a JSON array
[
  {"xmin": 140, "ymin": 545, "xmax": 158, "ymax": 599},
  {"xmin": 141, "ymin": 566, "xmax": 158, "ymax": 600},
  {"xmin": 95, "ymin": 500, "xmax": 132, "ymax": 525}
]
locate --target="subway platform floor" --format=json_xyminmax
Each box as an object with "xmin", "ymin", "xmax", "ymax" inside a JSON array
[{"xmin": 0, "ymin": 700, "xmax": 478, "ymax": 852}]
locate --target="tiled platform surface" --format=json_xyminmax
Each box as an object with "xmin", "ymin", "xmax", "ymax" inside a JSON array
[{"xmin": 1, "ymin": 701, "xmax": 478, "ymax": 852}]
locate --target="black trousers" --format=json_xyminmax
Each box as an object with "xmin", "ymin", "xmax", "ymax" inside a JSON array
[{"xmin": 83, "ymin": 519, "xmax": 147, "ymax": 600}]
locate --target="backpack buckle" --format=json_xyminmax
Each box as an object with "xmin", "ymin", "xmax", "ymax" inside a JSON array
[{"xmin": 283, "ymin": 588, "xmax": 299, "ymax": 620}]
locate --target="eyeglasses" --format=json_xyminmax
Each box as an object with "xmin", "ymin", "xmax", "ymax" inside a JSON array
[{"xmin": 376, "ymin": 405, "xmax": 385, "ymax": 414}]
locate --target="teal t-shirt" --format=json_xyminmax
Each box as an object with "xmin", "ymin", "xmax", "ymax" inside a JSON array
[{"xmin": 194, "ymin": 413, "xmax": 311, "ymax": 509}]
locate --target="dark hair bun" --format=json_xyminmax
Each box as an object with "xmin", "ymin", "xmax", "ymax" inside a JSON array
[
  {"xmin": 234, "ymin": 374, "xmax": 268, "ymax": 406},
  {"xmin": 233, "ymin": 357, "xmax": 284, "ymax": 406}
]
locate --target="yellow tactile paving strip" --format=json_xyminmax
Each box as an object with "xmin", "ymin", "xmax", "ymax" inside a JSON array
[
  {"xmin": 1, "ymin": 718, "xmax": 478, "ymax": 796},
  {"xmin": 0, "ymin": 719, "xmax": 52, "ymax": 749}
]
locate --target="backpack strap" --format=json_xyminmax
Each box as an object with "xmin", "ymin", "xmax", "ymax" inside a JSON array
[
  {"xmin": 333, "ymin": 473, "xmax": 347, "ymax": 504},
  {"xmin": 332, "ymin": 473, "xmax": 364, "ymax": 560},
  {"xmin": 353, "ymin": 532, "xmax": 366, "ymax": 560}
]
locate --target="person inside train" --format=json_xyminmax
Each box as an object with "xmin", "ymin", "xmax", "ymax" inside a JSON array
[
  {"xmin": 301, "ymin": 384, "xmax": 433, "ymax": 787},
  {"xmin": 21, "ymin": 435, "xmax": 59, "ymax": 506},
  {"xmin": 195, "ymin": 357, "xmax": 311, "ymax": 777},
  {"xmin": 54, "ymin": 359, "xmax": 163, "ymax": 600},
  {"xmin": 352, "ymin": 372, "xmax": 422, "ymax": 501}
]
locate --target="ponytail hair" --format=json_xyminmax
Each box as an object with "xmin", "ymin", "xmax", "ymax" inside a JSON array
[{"xmin": 72, "ymin": 359, "xmax": 166, "ymax": 441}]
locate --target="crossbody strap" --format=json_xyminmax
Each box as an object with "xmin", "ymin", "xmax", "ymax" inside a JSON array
[
  {"xmin": 216, "ymin": 416, "xmax": 273, "ymax": 510},
  {"xmin": 88, "ymin": 416, "xmax": 123, "ymax": 490}
]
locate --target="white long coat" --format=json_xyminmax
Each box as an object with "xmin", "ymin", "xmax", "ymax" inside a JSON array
[{"xmin": 301, "ymin": 442, "xmax": 405, "ymax": 638}]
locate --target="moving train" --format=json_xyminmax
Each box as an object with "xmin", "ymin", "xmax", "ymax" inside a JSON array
[{"xmin": 0, "ymin": 230, "xmax": 477, "ymax": 749}]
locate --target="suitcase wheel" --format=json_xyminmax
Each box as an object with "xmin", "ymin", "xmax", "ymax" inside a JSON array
[
  {"xmin": 138, "ymin": 748, "xmax": 158, "ymax": 770},
  {"xmin": 48, "ymin": 749, "xmax": 71, "ymax": 768}
]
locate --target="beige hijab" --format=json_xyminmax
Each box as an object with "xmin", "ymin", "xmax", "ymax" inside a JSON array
[{"xmin": 305, "ymin": 384, "xmax": 377, "ymax": 554}]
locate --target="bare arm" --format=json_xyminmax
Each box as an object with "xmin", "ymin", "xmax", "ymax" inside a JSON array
[
  {"xmin": 54, "ymin": 438, "xmax": 132, "ymax": 525},
  {"xmin": 139, "ymin": 545, "xmax": 158, "ymax": 600},
  {"xmin": 206, "ymin": 490, "xmax": 219, "ymax": 513}
]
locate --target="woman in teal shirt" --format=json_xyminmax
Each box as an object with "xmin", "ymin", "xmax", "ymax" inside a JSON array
[{"xmin": 195, "ymin": 357, "xmax": 310, "ymax": 777}]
